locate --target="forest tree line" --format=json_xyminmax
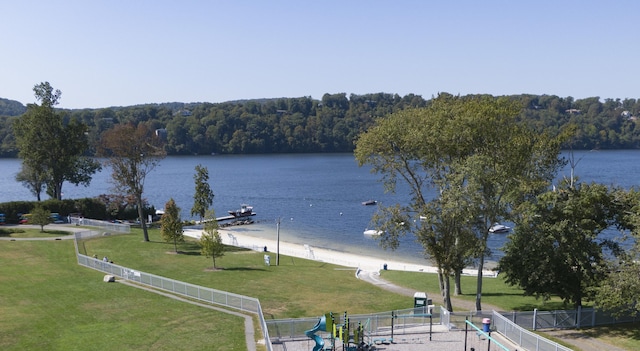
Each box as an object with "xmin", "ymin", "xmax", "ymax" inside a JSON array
[{"xmin": 1, "ymin": 92, "xmax": 640, "ymax": 157}]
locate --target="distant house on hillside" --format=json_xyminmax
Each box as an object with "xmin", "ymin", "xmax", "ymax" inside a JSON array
[{"xmin": 155, "ymin": 128, "xmax": 167, "ymax": 139}]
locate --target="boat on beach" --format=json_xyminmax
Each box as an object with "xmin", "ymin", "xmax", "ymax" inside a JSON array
[
  {"xmin": 489, "ymin": 223, "xmax": 510, "ymax": 234},
  {"xmin": 361, "ymin": 200, "xmax": 377, "ymax": 206}
]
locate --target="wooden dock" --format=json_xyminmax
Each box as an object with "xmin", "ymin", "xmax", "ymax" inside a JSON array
[{"xmin": 215, "ymin": 213, "xmax": 257, "ymax": 222}]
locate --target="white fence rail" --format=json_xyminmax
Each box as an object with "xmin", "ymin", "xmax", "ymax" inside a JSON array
[
  {"xmin": 73, "ymin": 230, "xmax": 272, "ymax": 351},
  {"xmin": 493, "ymin": 311, "xmax": 572, "ymax": 351}
]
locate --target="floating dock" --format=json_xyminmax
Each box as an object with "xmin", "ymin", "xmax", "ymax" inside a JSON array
[{"xmin": 216, "ymin": 213, "xmax": 256, "ymax": 222}]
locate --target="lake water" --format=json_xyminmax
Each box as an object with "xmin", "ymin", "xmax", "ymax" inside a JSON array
[{"xmin": 1, "ymin": 150, "xmax": 639, "ymax": 265}]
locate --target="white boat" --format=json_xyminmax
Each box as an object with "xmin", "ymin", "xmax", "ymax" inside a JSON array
[
  {"xmin": 363, "ymin": 228, "xmax": 383, "ymax": 236},
  {"xmin": 228, "ymin": 204, "xmax": 254, "ymax": 218},
  {"xmin": 489, "ymin": 223, "xmax": 510, "ymax": 234}
]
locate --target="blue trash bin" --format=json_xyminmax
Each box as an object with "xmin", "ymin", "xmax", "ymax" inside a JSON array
[{"xmin": 482, "ymin": 318, "xmax": 491, "ymax": 332}]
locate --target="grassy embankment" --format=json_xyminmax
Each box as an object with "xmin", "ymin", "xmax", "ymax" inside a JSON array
[{"xmin": 2, "ymin": 226, "xmax": 639, "ymax": 350}]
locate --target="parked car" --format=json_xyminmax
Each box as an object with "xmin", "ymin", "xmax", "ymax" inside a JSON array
[
  {"xmin": 50, "ymin": 213, "xmax": 65, "ymax": 224},
  {"xmin": 18, "ymin": 214, "xmax": 31, "ymax": 224}
]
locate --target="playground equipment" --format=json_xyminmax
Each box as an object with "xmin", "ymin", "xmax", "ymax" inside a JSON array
[
  {"xmin": 305, "ymin": 315, "xmax": 327, "ymax": 351},
  {"xmin": 306, "ymin": 312, "xmax": 368, "ymax": 351}
]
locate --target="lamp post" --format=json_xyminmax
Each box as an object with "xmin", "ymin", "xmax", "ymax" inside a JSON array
[{"xmin": 276, "ymin": 217, "xmax": 281, "ymax": 266}]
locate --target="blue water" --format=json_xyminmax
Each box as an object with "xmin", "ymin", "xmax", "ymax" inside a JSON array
[{"xmin": 1, "ymin": 150, "xmax": 638, "ymax": 265}]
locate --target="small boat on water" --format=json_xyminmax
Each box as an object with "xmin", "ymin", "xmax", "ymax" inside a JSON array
[
  {"xmin": 228, "ymin": 204, "xmax": 254, "ymax": 218},
  {"xmin": 489, "ymin": 223, "xmax": 511, "ymax": 234},
  {"xmin": 363, "ymin": 228, "xmax": 383, "ymax": 236},
  {"xmin": 362, "ymin": 200, "xmax": 377, "ymax": 206}
]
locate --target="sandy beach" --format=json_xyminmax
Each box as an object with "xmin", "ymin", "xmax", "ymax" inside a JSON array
[{"xmin": 184, "ymin": 226, "xmax": 497, "ymax": 277}]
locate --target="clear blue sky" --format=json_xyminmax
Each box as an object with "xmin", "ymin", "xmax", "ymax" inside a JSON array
[{"xmin": 1, "ymin": 0, "xmax": 638, "ymax": 109}]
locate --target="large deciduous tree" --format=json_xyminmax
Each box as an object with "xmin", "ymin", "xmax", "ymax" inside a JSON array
[
  {"xmin": 592, "ymin": 187, "xmax": 640, "ymax": 316},
  {"xmin": 191, "ymin": 164, "xmax": 214, "ymax": 222},
  {"xmin": 355, "ymin": 94, "xmax": 564, "ymax": 311},
  {"xmin": 99, "ymin": 123, "xmax": 166, "ymax": 241},
  {"xmin": 499, "ymin": 180, "xmax": 625, "ymax": 308},
  {"xmin": 12, "ymin": 82, "xmax": 101, "ymax": 200}
]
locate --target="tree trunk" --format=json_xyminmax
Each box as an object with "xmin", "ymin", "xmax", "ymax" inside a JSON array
[
  {"xmin": 454, "ymin": 270, "xmax": 462, "ymax": 296},
  {"xmin": 137, "ymin": 195, "xmax": 149, "ymax": 241},
  {"xmin": 438, "ymin": 272, "xmax": 445, "ymax": 296},
  {"xmin": 475, "ymin": 253, "xmax": 485, "ymax": 311},
  {"xmin": 443, "ymin": 274, "xmax": 453, "ymax": 312}
]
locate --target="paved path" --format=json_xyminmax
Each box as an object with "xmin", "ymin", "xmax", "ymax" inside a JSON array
[{"xmin": 357, "ymin": 269, "xmax": 501, "ymax": 312}]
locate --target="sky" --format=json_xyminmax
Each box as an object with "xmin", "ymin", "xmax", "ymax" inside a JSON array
[{"xmin": 1, "ymin": 0, "xmax": 638, "ymax": 109}]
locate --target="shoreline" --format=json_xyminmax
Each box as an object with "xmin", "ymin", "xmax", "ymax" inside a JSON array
[{"xmin": 184, "ymin": 225, "xmax": 498, "ymax": 277}]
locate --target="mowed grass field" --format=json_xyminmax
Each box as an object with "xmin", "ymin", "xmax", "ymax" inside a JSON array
[
  {"xmin": 3, "ymin": 226, "xmax": 639, "ymax": 351},
  {"xmin": 81, "ymin": 229, "xmax": 412, "ymax": 319},
  {"xmin": 0, "ymin": 232, "xmax": 246, "ymax": 351}
]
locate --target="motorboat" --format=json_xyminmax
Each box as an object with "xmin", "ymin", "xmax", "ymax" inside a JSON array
[
  {"xmin": 228, "ymin": 204, "xmax": 254, "ymax": 218},
  {"xmin": 362, "ymin": 200, "xmax": 377, "ymax": 206},
  {"xmin": 363, "ymin": 228, "xmax": 383, "ymax": 236},
  {"xmin": 489, "ymin": 223, "xmax": 510, "ymax": 234}
]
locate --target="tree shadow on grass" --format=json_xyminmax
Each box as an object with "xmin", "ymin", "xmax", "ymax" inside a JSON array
[
  {"xmin": 582, "ymin": 322, "xmax": 640, "ymax": 340},
  {"xmin": 472, "ymin": 292, "xmax": 569, "ymax": 311},
  {"xmin": 220, "ymin": 267, "xmax": 268, "ymax": 272},
  {"xmin": 0, "ymin": 229, "xmax": 22, "ymax": 237},
  {"xmin": 0, "ymin": 228, "xmax": 71, "ymax": 238}
]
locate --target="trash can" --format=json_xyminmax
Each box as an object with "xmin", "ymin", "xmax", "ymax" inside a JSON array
[
  {"xmin": 482, "ymin": 318, "xmax": 491, "ymax": 332},
  {"xmin": 383, "ymin": 263, "xmax": 388, "ymax": 270}
]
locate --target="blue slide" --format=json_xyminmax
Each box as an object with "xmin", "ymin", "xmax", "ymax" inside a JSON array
[{"xmin": 305, "ymin": 315, "xmax": 326, "ymax": 351}]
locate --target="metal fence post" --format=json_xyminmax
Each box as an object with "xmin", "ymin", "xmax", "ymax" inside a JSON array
[{"xmin": 576, "ymin": 305, "xmax": 581, "ymax": 329}]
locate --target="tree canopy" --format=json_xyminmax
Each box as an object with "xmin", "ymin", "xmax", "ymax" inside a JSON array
[
  {"xmin": 98, "ymin": 123, "xmax": 166, "ymax": 241},
  {"xmin": 200, "ymin": 209, "xmax": 224, "ymax": 269},
  {"xmin": 355, "ymin": 94, "xmax": 564, "ymax": 311},
  {"xmin": 3, "ymin": 93, "xmax": 640, "ymax": 158},
  {"xmin": 12, "ymin": 82, "xmax": 101, "ymax": 200},
  {"xmin": 191, "ymin": 164, "xmax": 214, "ymax": 222},
  {"xmin": 160, "ymin": 198, "xmax": 184, "ymax": 253},
  {"xmin": 499, "ymin": 180, "xmax": 628, "ymax": 308}
]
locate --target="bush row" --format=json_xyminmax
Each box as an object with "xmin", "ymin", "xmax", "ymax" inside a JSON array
[{"xmin": 0, "ymin": 198, "xmax": 155, "ymax": 224}]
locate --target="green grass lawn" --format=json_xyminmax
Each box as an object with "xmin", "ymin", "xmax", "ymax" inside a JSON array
[
  {"xmin": 4, "ymin": 226, "xmax": 640, "ymax": 350},
  {"xmin": 0, "ymin": 234, "xmax": 246, "ymax": 351},
  {"xmin": 81, "ymin": 229, "xmax": 412, "ymax": 319},
  {"xmin": 381, "ymin": 270, "xmax": 571, "ymax": 311},
  {"xmin": 0, "ymin": 227, "xmax": 71, "ymax": 238},
  {"xmin": 582, "ymin": 323, "xmax": 640, "ymax": 350}
]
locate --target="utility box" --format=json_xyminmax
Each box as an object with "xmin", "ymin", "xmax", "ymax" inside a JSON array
[
  {"xmin": 413, "ymin": 291, "xmax": 432, "ymax": 314},
  {"xmin": 414, "ymin": 292, "xmax": 427, "ymax": 308}
]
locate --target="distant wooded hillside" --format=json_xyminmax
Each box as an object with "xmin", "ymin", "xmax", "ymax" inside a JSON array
[{"xmin": 1, "ymin": 93, "xmax": 640, "ymax": 157}]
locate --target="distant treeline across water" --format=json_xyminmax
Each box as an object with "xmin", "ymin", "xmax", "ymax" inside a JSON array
[{"xmin": 2, "ymin": 93, "xmax": 640, "ymax": 157}]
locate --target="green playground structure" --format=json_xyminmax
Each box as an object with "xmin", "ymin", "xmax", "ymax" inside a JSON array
[{"xmin": 306, "ymin": 312, "xmax": 368, "ymax": 351}]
